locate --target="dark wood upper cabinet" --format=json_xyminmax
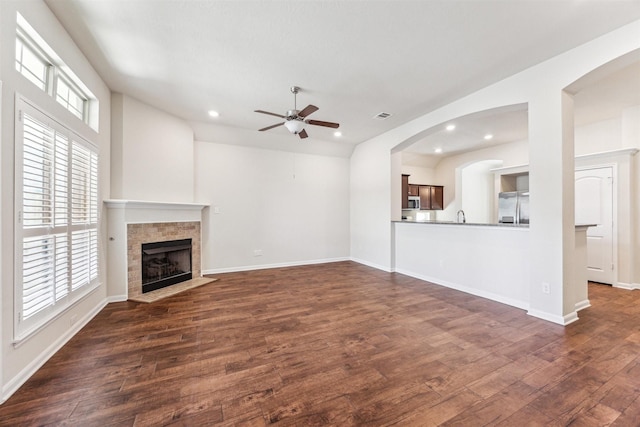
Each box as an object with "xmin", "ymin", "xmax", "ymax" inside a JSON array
[
  {"xmin": 402, "ymin": 175, "xmax": 444, "ymax": 211},
  {"xmin": 418, "ymin": 185, "xmax": 431, "ymax": 210},
  {"xmin": 419, "ymin": 185, "xmax": 444, "ymax": 210},
  {"xmin": 401, "ymin": 175, "xmax": 409, "ymax": 209},
  {"xmin": 429, "ymin": 186, "xmax": 444, "ymax": 210}
]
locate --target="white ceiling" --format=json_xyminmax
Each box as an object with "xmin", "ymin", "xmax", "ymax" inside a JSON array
[{"xmin": 45, "ymin": 0, "xmax": 640, "ymax": 155}]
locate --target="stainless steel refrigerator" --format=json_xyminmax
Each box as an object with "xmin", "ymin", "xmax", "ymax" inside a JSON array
[{"xmin": 498, "ymin": 191, "xmax": 529, "ymax": 224}]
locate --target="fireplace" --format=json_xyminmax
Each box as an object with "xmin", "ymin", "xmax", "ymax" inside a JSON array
[
  {"xmin": 104, "ymin": 200, "xmax": 206, "ymax": 301},
  {"xmin": 141, "ymin": 238, "xmax": 192, "ymax": 293}
]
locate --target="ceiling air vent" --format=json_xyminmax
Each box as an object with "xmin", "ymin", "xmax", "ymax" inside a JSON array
[{"xmin": 373, "ymin": 112, "xmax": 392, "ymax": 120}]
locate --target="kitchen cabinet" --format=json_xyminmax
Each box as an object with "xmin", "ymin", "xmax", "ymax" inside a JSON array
[
  {"xmin": 408, "ymin": 185, "xmax": 420, "ymax": 196},
  {"xmin": 401, "ymin": 174, "xmax": 409, "ymax": 209},
  {"xmin": 419, "ymin": 185, "xmax": 444, "ymax": 210},
  {"xmin": 402, "ymin": 174, "xmax": 444, "ymax": 210},
  {"xmin": 430, "ymin": 186, "xmax": 444, "ymax": 210}
]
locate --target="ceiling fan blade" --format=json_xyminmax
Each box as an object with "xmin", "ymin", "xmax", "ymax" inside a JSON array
[
  {"xmin": 298, "ymin": 129, "xmax": 309, "ymax": 139},
  {"xmin": 258, "ymin": 122, "xmax": 284, "ymax": 131},
  {"xmin": 255, "ymin": 110, "xmax": 286, "ymax": 118},
  {"xmin": 297, "ymin": 104, "xmax": 319, "ymax": 118},
  {"xmin": 306, "ymin": 119, "xmax": 340, "ymax": 129}
]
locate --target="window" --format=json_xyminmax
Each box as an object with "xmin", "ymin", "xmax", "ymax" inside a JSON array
[
  {"xmin": 15, "ymin": 13, "xmax": 94, "ymax": 127},
  {"xmin": 56, "ymin": 74, "xmax": 87, "ymax": 121},
  {"xmin": 15, "ymin": 98, "xmax": 99, "ymax": 340},
  {"xmin": 15, "ymin": 33, "xmax": 51, "ymax": 92}
]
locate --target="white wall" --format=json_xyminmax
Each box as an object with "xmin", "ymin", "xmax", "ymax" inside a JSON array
[
  {"xmin": 350, "ymin": 141, "xmax": 396, "ymax": 270},
  {"xmin": 111, "ymin": 93, "xmax": 194, "ymax": 203},
  {"xmin": 194, "ymin": 141, "xmax": 350, "ymax": 272},
  {"xmin": 622, "ymin": 105, "xmax": 640, "ymax": 148},
  {"xmin": 623, "ymin": 106, "xmax": 640, "ymax": 287},
  {"xmin": 351, "ymin": 19, "xmax": 640, "ymax": 322},
  {"xmin": 0, "ymin": 0, "xmax": 110, "ymax": 402},
  {"xmin": 460, "ymin": 160, "xmax": 501, "ymax": 224},
  {"xmin": 575, "ymin": 118, "xmax": 622, "ymax": 155},
  {"xmin": 636, "ymin": 152, "xmax": 640, "ymax": 287},
  {"xmin": 435, "ymin": 140, "xmax": 529, "ymax": 220},
  {"xmin": 401, "ymin": 164, "xmax": 436, "ymax": 185}
]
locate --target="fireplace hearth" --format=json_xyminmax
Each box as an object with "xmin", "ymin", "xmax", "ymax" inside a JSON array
[{"xmin": 141, "ymin": 238, "xmax": 192, "ymax": 293}]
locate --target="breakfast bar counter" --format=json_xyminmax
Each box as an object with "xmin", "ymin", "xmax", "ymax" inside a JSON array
[
  {"xmin": 392, "ymin": 220, "xmax": 591, "ymax": 324},
  {"xmin": 393, "ymin": 219, "xmax": 528, "ymax": 227}
]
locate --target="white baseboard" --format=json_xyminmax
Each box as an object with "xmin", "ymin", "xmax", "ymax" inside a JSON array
[
  {"xmin": 392, "ymin": 270, "xmax": 582, "ymax": 326},
  {"xmin": 394, "ymin": 268, "xmax": 529, "ymax": 311},
  {"xmin": 563, "ymin": 311, "xmax": 580, "ymax": 325},
  {"xmin": 2, "ymin": 299, "xmax": 108, "ymax": 404},
  {"xmin": 203, "ymin": 257, "xmax": 395, "ymax": 276},
  {"xmin": 106, "ymin": 294, "xmax": 128, "ymax": 303},
  {"xmin": 575, "ymin": 299, "xmax": 591, "ymax": 311},
  {"xmin": 615, "ymin": 282, "xmax": 640, "ymax": 290},
  {"xmin": 202, "ymin": 257, "xmax": 351, "ymax": 275},
  {"xmin": 527, "ymin": 308, "xmax": 578, "ymax": 326},
  {"xmin": 350, "ymin": 257, "xmax": 393, "ymax": 273},
  {"xmin": 614, "ymin": 282, "xmax": 634, "ymax": 290}
]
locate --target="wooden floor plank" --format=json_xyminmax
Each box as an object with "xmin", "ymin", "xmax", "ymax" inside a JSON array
[{"xmin": 1, "ymin": 261, "xmax": 639, "ymax": 425}]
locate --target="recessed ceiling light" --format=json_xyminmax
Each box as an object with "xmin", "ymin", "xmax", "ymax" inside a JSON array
[
  {"xmin": 334, "ymin": 131, "xmax": 342, "ymax": 137},
  {"xmin": 208, "ymin": 110, "xmax": 219, "ymax": 118},
  {"xmin": 484, "ymin": 134, "xmax": 493, "ymax": 140},
  {"xmin": 446, "ymin": 124, "xmax": 456, "ymax": 131},
  {"xmin": 434, "ymin": 148, "xmax": 443, "ymax": 154}
]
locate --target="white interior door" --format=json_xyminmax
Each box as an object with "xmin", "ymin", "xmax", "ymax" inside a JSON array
[{"xmin": 575, "ymin": 167, "xmax": 614, "ymax": 284}]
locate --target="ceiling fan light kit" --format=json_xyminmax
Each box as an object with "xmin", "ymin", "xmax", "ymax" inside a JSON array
[
  {"xmin": 255, "ymin": 86, "xmax": 340, "ymax": 139},
  {"xmin": 284, "ymin": 120, "xmax": 305, "ymax": 134}
]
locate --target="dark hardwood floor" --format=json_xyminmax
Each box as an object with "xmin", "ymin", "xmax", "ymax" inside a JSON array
[{"xmin": 1, "ymin": 261, "xmax": 640, "ymax": 426}]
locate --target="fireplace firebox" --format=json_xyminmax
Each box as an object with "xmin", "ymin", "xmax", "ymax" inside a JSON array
[{"xmin": 141, "ymin": 238, "xmax": 192, "ymax": 293}]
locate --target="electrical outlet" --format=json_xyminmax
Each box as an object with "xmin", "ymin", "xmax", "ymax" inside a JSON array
[
  {"xmin": 542, "ymin": 282, "xmax": 550, "ymax": 294},
  {"xmin": 253, "ymin": 249, "xmax": 263, "ymax": 256},
  {"xmin": 213, "ymin": 206, "xmax": 221, "ymax": 214}
]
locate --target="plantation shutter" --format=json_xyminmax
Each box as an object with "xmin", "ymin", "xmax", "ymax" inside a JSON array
[
  {"xmin": 70, "ymin": 141, "xmax": 99, "ymax": 290},
  {"xmin": 16, "ymin": 99, "xmax": 99, "ymax": 338},
  {"xmin": 21, "ymin": 113, "xmax": 58, "ymax": 319}
]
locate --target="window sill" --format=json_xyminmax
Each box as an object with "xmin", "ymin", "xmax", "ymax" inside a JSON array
[{"xmin": 13, "ymin": 282, "xmax": 101, "ymax": 348}]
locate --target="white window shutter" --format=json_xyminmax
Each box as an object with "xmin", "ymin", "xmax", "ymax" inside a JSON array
[
  {"xmin": 21, "ymin": 235, "xmax": 55, "ymax": 319},
  {"xmin": 16, "ymin": 99, "xmax": 100, "ymax": 339},
  {"xmin": 22, "ymin": 114, "xmax": 54, "ymax": 229}
]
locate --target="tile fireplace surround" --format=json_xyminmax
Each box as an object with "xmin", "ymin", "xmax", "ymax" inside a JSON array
[
  {"xmin": 127, "ymin": 221, "xmax": 201, "ymax": 299},
  {"xmin": 105, "ymin": 200, "xmax": 208, "ymax": 301}
]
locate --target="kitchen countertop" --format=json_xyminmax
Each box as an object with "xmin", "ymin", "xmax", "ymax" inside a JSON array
[
  {"xmin": 394, "ymin": 219, "xmax": 529, "ymax": 228},
  {"xmin": 394, "ymin": 220, "xmax": 595, "ymax": 229}
]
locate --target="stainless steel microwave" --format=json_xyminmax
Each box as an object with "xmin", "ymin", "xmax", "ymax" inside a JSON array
[{"xmin": 408, "ymin": 196, "xmax": 420, "ymax": 209}]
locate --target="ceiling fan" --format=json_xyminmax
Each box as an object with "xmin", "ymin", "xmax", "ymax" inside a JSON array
[{"xmin": 255, "ymin": 86, "xmax": 340, "ymax": 139}]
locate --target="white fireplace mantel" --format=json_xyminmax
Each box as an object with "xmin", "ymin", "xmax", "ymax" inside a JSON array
[
  {"xmin": 104, "ymin": 199, "xmax": 209, "ymax": 301},
  {"xmin": 104, "ymin": 199, "xmax": 209, "ymax": 210},
  {"xmin": 105, "ymin": 199, "xmax": 208, "ymax": 221},
  {"xmin": 105, "ymin": 199, "xmax": 208, "ymax": 226}
]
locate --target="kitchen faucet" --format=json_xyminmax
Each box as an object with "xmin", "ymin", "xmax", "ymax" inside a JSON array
[{"xmin": 456, "ymin": 209, "xmax": 466, "ymax": 223}]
